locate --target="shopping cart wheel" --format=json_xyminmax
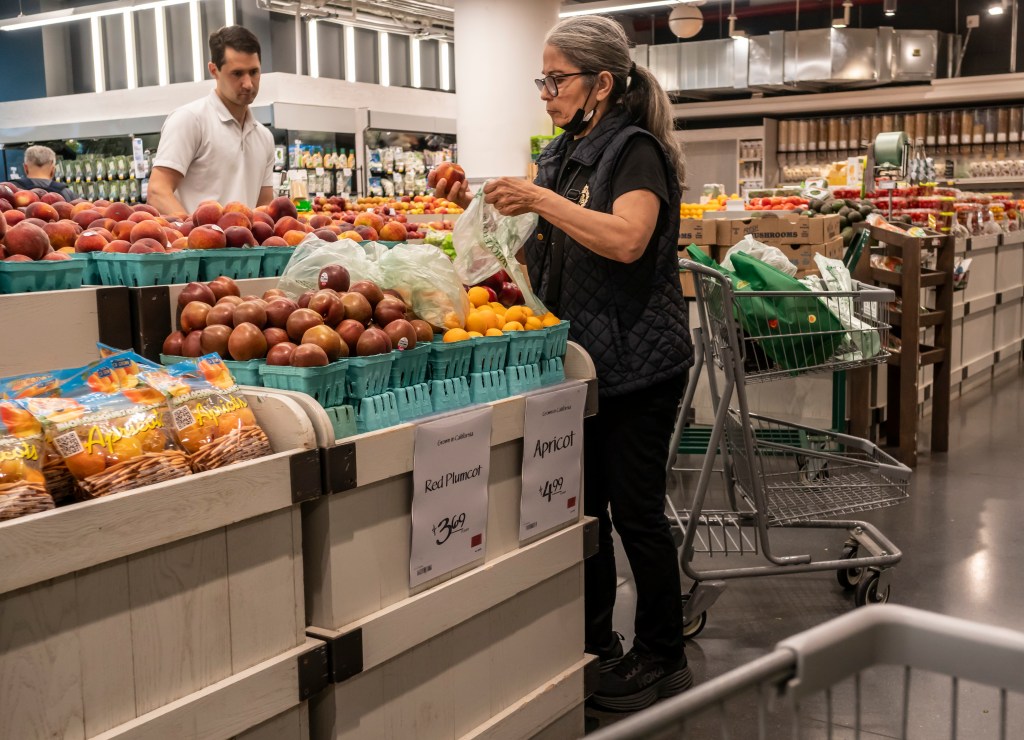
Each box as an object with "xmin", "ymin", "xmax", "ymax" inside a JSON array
[
  {"xmin": 683, "ymin": 611, "xmax": 707, "ymax": 639},
  {"xmin": 836, "ymin": 545, "xmax": 864, "ymax": 591},
  {"xmin": 854, "ymin": 570, "xmax": 890, "ymax": 607}
]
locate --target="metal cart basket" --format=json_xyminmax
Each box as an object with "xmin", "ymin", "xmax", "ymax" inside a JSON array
[
  {"xmin": 673, "ymin": 261, "xmax": 912, "ymax": 636},
  {"xmin": 589, "ymin": 604, "xmax": 1024, "ymax": 739}
]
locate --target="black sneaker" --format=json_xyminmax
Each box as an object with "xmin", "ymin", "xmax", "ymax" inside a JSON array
[
  {"xmin": 587, "ymin": 631, "xmax": 624, "ymax": 673},
  {"xmin": 590, "ymin": 646, "xmax": 693, "ymax": 713}
]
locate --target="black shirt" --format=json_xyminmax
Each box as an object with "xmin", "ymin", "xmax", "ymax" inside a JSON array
[
  {"xmin": 11, "ymin": 177, "xmax": 77, "ymax": 202},
  {"xmin": 611, "ymin": 136, "xmax": 669, "ymax": 205}
]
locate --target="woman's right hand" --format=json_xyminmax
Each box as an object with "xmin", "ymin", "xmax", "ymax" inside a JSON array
[{"xmin": 428, "ymin": 166, "xmax": 473, "ymax": 210}]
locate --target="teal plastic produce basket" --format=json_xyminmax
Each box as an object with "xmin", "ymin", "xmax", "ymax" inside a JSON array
[
  {"xmin": 94, "ymin": 251, "xmax": 200, "ymax": 287},
  {"xmin": 259, "ymin": 360, "xmax": 347, "ymax": 407},
  {"xmin": 0, "ymin": 260, "xmax": 85, "ymax": 294},
  {"xmin": 195, "ymin": 247, "xmax": 265, "ymax": 281}
]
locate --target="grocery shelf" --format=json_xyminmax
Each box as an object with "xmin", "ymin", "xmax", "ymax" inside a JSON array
[
  {"xmin": 890, "ymin": 308, "xmax": 947, "ymax": 328},
  {"xmin": 950, "ymin": 176, "xmax": 1024, "ymax": 188}
]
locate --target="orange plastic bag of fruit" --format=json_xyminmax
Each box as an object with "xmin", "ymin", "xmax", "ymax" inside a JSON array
[{"xmin": 0, "ymin": 401, "xmax": 54, "ymax": 520}]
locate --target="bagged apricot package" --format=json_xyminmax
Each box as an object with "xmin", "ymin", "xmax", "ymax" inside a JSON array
[
  {"xmin": 141, "ymin": 354, "xmax": 272, "ymax": 473},
  {"xmin": 21, "ymin": 381, "xmax": 192, "ymax": 500},
  {"xmin": 0, "ymin": 401, "xmax": 54, "ymax": 520}
]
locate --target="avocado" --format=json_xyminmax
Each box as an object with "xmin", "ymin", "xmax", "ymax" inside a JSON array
[
  {"xmin": 841, "ymin": 226, "xmax": 855, "ymax": 244},
  {"xmin": 848, "ymin": 210, "xmax": 864, "ymax": 224},
  {"xmin": 809, "ymin": 198, "xmax": 826, "ymax": 212},
  {"xmin": 858, "ymin": 205, "xmax": 874, "ymax": 218},
  {"xmin": 845, "ymin": 199, "xmax": 859, "ymax": 209}
]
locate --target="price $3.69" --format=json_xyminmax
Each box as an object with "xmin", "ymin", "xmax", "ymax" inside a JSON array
[{"xmin": 432, "ymin": 512, "xmax": 467, "ymax": 545}]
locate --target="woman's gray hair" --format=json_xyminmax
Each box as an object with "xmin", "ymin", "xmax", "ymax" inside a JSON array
[
  {"xmin": 24, "ymin": 145, "xmax": 57, "ymax": 169},
  {"xmin": 545, "ymin": 15, "xmax": 685, "ymax": 186}
]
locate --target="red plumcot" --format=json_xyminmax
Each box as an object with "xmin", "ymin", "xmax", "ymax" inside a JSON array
[
  {"xmin": 349, "ymin": 280, "xmax": 384, "ymax": 308},
  {"xmin": 317, "ymin": 264, "xmax": 351, "ymax": 292},
  {"xmin": 301, "ymin": 325, "xmax": 345, "ymax": 362},
  {"xmin": 233, "ymin": 301, "xmax": 267, "ymax": 328},
  {"xmin": 208, "ymin": 276, "xmax": 241, "ymax": 299},
  {"xmin": 340, "ymin": 291, "xmax": 372, "ymax": 326},
  {"xmin": 308, "ymin": 290, "xmax": 345, "ymax": 325},
  {"xmin": 177, "ymin": 281, "xmax": 216, "ymax": 308},
  {"xmin": 335, "ymin": 319, "xmax": 365, "ymax": 355},
  {"xmin": 206, "ymin": 302, "xmax": 236, "ymax": 327},
  {"xmin": 373, "ymin": 296, "xmax": 407, "ymax": 327},
  {"xmin": 266, "ymin": 342, "xmax": 297, "ymax": 366},
  {"xmin": 286, "ymin": 308, "xmax": 324, "ymax": 342},
  {"xmin": 180, "ymin": 301, "xmax": 212, "ymax": 332},
  {"xmin": 384, "ymin": 319, "xmax": 417, "ymax": 351},
  {"xmin": 290, "ymin": 343, "xmax": 329, "ymax": 367},
  {"xmin": 266, "ymin": 298, "xmax": 298, "ymax": 328},
  {"xmin": 227, "ymin": 322, "xmax": 268, "ymax": 361},
  {"xmin": 199, "ymin": 325, "xmax": 232, "ymax": 357},
  {"xmin": 298, "ymin": 290, "xmax": 315, "ymax": 309},
  {"xmin": 263, "ymin": 327, "xmax": 290, "ymax": 347},
  {"xmin": 162, "ymin": 330, "xmax": 185, "ymax": 356},
  {"xmin": 410, "ymin": 319, "xmax": 434, "ymax": 344},
  {"xmin": 356, "ymin": 326, "xmax": 392, "ymax": 356},
  {"xmin": 181, "ymin": 330, "xmax": 204, "ymax": 357}
]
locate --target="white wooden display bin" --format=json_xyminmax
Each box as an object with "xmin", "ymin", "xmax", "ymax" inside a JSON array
[
  {"xmin": 288, "ymin": 343, "xmax": 600, "ymax": 739},
  {"xmin": 0, "ymin": 286, "xmax": 132, "ymax": 378},
  {"xmin": 0, "ymin": 389, "xmax": 331, "ymax": 740}
]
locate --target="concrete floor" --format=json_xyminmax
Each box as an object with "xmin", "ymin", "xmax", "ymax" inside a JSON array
[{"xmin": 586, "ymin": 364, "xmax": 1024, "ymax": 737}]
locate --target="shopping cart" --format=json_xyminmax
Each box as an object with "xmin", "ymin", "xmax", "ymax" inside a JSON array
[
  {"xmin": 672, "ymin": 261, "xmax": 911, "ymax": 637},
  {"xmin": 588, "ymin": 604, "xmax": 1024, "ymax": 739}
]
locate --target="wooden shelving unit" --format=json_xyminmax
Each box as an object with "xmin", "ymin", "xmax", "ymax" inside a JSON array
[{"xmin": 853, "ymin": 223, "xmax": 954, "ymax": 467}]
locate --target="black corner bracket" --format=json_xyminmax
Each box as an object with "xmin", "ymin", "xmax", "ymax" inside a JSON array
[
  {"xmin": 297, "ymin": 642, "xmax": 331, "ymax": 700},
  {"xmin": 323, "ymin": 442, "xmax": 357, "ymax": 493},
  {"xmin": 314, "ymin": 627, "xmax": 364, "ymax": 684},
  {"xmin": 290, "ymin": 449, "xmax": 323, "ymax": 504}
]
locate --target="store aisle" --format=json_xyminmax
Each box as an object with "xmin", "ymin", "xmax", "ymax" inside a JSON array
[{"xmin": 586, "ymin": 365, "xmax": 1024, "ymax": 735}]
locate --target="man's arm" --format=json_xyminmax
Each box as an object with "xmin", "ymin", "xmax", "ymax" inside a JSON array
[
  {"xmin": 147, "ymin": 167, "xmax": 189, "ymax": 218},
  {"xmin": 256, "ymin": 186, "xmax": 274, "ymax": 207}
]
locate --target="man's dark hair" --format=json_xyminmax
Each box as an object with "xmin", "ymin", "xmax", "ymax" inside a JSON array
[{"xmin": 209, "ymin": 25, "xmax": 261, "ymax": 68}]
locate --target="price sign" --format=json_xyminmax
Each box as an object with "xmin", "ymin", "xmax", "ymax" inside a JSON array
[
  {"xmin": 410, "ymin": 406, "xmax": 492, "ymax": 587},
  {"xmin": 519, "ymin": 383, "xmax": 586, "ymax": 542}
]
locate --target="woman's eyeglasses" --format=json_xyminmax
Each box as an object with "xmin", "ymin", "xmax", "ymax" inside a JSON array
[{"xmin": 534, "ymin": 71, "xmax": 593, "ymax": 97}]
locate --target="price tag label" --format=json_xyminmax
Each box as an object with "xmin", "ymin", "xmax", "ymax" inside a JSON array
[
  {"xmin": 131, "ymin": 137, "xmax": 146, "ymax": 179},
  {"xmin": 410, "ymin": 406, "xmax": 492, "ymax": 587},
  {"xmin": 519, "ymin": 383, "xmax": 586, "ymax": 542}
]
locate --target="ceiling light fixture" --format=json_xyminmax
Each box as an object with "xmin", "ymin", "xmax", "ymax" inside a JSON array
[
  {"xmin": 91, "ymin": 16, "xmax": 105, "ymax": 93},
  {"xmin": 559, "ymin": 0, "xmax": 686, "ymax": 19},
  {"xmin": 123, "ymin": 10, "xmax": 138, "ymax": 89},
  {"xmin": 344, "ymin": 25, "xmax": 356, "ymax": 82},
  {"xmin": 727, "ymin": 0, "xmax": 744, "ymax": 39},
  {"xmin": 189, "ymin": 0, "xmax": 203, "ymax": 82},
  {"xmin": 988, "ymin": 1, "xmax": 1007, "ymax": 15},
  {"xmin": 668, "ymin": 4, "xmax": 703, "ymax": 39},
  {"xmin": 224, "ymin": 0, "xmax": 235, "ymax": 26},
  {"xmin": 154, "ymin": 6, "xmax": 169, "ymax": 86},
  {"xmin": 883, "ymin": 0, "xmax": 897, "ymax": 17},
  {"xmin": 439, "ymin": 41, "xmax": 451, "ymax": 91},
  {"xmin": 308, "ymin": 19, "xmax": 319, "ymax": 79},
  {"xmin": 833, "ymin": 0, "xmax": 852, "ymax": 28},
  {"xmin": 410, "ymin": 37, "xmax": 422, "ymax": 89},
  {"xmin": 0, "ymin": 0, "xmax": 190, "ymax": 32},
  {"xmin": 379, "ymin": 32, "xmax": 390, "ymax": 86}
]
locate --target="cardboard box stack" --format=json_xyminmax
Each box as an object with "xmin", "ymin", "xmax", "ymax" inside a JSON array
[{"xmin": 678, "ymin": 213, "xmax": 843, "ymax": 298}]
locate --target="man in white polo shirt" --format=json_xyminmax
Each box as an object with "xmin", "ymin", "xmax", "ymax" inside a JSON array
[{"xmin": 148, "ymin": 26, "xmax": 275, "ymax": 217}]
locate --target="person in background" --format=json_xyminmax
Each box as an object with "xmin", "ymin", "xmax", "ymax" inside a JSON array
[
  {"xmin": 13, "ymin": 145, "xmax": 77, "ymax": 201},
  {"xmin": 148, "ymin": 25, "xmax": 275, "ymax": 217},
  {"xmin": 432, "ymin": 14, "xmax": 693, "ymax": 714}
]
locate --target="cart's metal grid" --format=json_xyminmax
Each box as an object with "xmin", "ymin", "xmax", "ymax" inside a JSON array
[
  {"xmin": 589, "ymin": 604, "xmax": 1024, "ymax": 739},
  {"xmin": 673, "ymin": 261, "xmax": 912, "ymax": 630}
]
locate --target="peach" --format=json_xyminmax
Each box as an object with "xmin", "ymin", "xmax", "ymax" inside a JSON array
[
  {"xmin": 4, "ymin": 254, "xmax": 32, "ymax": 262},
  {"xmin": 25, "ymin": 201, "xmax": 59, "ymax": 222},
  {"xmin": 224, "ymin": 225, "xmax": 256, "ymax": 248},
  {"xmin": 353, "ymin": 225, "xmax": 378, "ymax": 241},
  {"xmin": 252, "ymin": 210, "xmax": 274, "ymax": 227},
  {"xmin": 112, "ymin": 220, "xmax": 134, "ymax": 241},
  {"xmin": 261, "ymin": 236, "xmax": 288, "ymax": 247},
  {"xmin": 128, "ymin": 211, "xmax": 155, "ymax": 223},
  {"xmin": 192, "ymin": 201, "xmax": 223, "ymax": 226},
  {"xmin": 72, "ymin": 209, "xmax": 103, "ymax": 229},
  {"xmin": 57, "ymin": 246, "xmax": 75, "ymax": 255},
  {"xmin": 43, "ymin": 220, "xmax": 79, "ymax": 249},
  {"xmin": 43, "ymin": 251, "xmax": 70, "ymax": 260},
  {"xmin": 217, "ymin": 211, "xmax": 251, "ymax": 230},
  {"xmin": 313, "ymin": 228, "xmax": 338, "ymax": 242},
  {"xmin": 251, "ymin": 221, "xmax": 274, "ymax": 243},
  {"xmin": 164, "ymin": 228, "xmax": 184, "ymax": 244},
  {"xmin": 353, "ymin": 211, "xmax": 384, "ymax": 232},
  {"xmin": 340, "ymin": 230, "xmax": 363, "ymax": 242},
  {"xmin": 0, "ymin": 199, "xmax": 11, "ymax": 213},
  {"xmin": 133, "ymin": 203, "xmax": 160, "ymax": 217},
  {"xmin": 93, "ymin": 199, "xmax": 111, "ymax": 209},
  {"xmin": 91, "ymin": 227, "xmax": 114, "ymax": 242},
  {"xmin": 129, "ymin": 219, "xmax": 168, "ymax": 247},
  {"xmin": 12, "ymin": 190, "xmax": 39, "ymax": 207},
  {"xmin": 75, "ymin": 230, "xmax": 110, "ymax": 253},
  {"xmin": 41, "ymin": 192, "xmax": 65, "ymax": 205},
  {"xmin": 87, "ymin": 217, "xmax": 116, "ymax": 233},
  {"xmin": 179, "ymin": 220, "xmax": 194, "ymax": 236},
  {"xmin": 273, "ymin": 216, "xmax": 303, "ymax": 239},
  {"xmin": 283, "ymin": 230, "xmax": 307, "ymax": 246},
  {"xmin": 187, "ymin": 224, "xmax": 226, "ymax": 250},
  {"xmin": 104, "ymin": 202, "xmax": 133, "ymax": 221},
  {"xmin": 22, "ymin": 218, "xmax": 47, "ymax": 229},
  {"xmin": 170, "ymin": 236, "xmax": 188, "ymax": 250},
  {"xmin": 129, "ymin": 238, "xmax": 165, "ymax": 253},
  {"xmin": 102, "ymin": 239, "xmax": 131, "ymax": 253},
  {"xmin": 6, "ymin": 222, "xmax": 51, "ymax": 259},
  {"xmin": 70, "ymin": 201, "xmax": 96, "ymax": 216},
  {"xmin": 309, "ymin": 214, "xmax": 332, "ymax": 229},
  {"xmin": 3, "ymin": 210, "xmax": 24, "ymax": 227},
  {"xmin": 267, "ymin": 196, "xmax": 298, "ymax": 221},
  {"xmin": 379, "ymin": 221, "xmax": 407, "ymax": 241},
  {"xmin": 223, "ymin": 201, "xmax": 253, "ymax": 222}
]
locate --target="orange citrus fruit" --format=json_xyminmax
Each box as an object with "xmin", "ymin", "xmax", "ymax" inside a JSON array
[
  {"xmin": 502, "ymin": 321, "xmax": 525, "ymax": 332},
  {"xmin": 443, "ymin": 328, "xmax": 471, "ymax": 342}
]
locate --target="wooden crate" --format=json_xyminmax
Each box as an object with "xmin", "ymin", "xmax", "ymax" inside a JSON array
[
  {"xmin": 293, "ymin": 343, "xmax": 598, "ymax": 739},
  {"xmin": 129, "ymin": 277, "xmax": 281, "ymax": 361},
  {"xmin": 0, "ymin": 286, "xmax": 131, "ymax": 377},
  {"xmin": 0, "ymin": 390, "xmax": 328, "ymax": 739}
]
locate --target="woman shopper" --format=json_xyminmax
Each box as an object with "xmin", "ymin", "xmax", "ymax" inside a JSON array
[{"xmin": 431, "ymin": 15, "xmax": 693, "ymax": 712}]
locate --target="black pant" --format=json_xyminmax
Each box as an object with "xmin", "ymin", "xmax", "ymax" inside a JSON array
[{"xmin": 584, "ymin": 372, "xmax": 687, "ymax": 662}]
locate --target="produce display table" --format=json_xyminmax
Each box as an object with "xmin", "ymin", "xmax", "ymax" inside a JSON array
[
  {"xmin": 292, "ymin": 342, "xmax": 599, "ymax": 739},
  {"xmin": 0, "ymin": 390, "xmax": 328, "ymax": 740},
  {"xmin": 0, "ymin": 286, "xmax": 132, "ymax": 378}
]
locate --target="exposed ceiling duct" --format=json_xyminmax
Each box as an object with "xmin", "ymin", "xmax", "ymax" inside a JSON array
[{"xmin": 258, "ymin": 0, "xmax": 455, "ymax": 42}]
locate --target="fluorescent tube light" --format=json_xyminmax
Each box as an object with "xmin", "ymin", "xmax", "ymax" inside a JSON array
[
  {"xmin": 411, "ymin": 37, "xmax": 421, "ymax": 89},
  {"xmin": 559, "ymin": 1, "xmax": 683, "ymax": 18},
  {"xmin": 379, "ymin": 32, "xmax": 390, "ymax": 86},
  {"xmin": 0, "ymin": 0, "xmax": 189, "ymax": 32},
  {"xmin": 309, "ymin": 19, "xmax": 319, "ymax": 78},
  {"xmin": 123, "ymin": 10, "xmax": 137, "ymax": 89},
  {"xmin": 91, "ymin": 17, "xmax": 105, "ymax": 93},
  {"xmin": 440, "ymin": 41, "xmax": 450, "ymax": 91},
  {"xmin": 224, "ymin": 0, "xmax": 235, "ymax": 26},
  {"xmin": 345, "ymin": 25, "xmax": 356, "ymax": 82},
  {"xmin": 189, "ymin": 0, "xmax": 203, "ymax": 82},
  {"xmin": 154, "ymin": 6, "xmax": 169, "ymax": 85}
]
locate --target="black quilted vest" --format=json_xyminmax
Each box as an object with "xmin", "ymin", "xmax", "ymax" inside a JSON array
[{"xmin": 527, "ymin": 108, "xmax": 692, "ymax": 397}]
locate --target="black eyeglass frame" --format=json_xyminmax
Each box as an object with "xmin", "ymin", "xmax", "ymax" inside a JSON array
[{"xmin": 533, "ymin": 71, "xmax": 595, "ymax": 97}]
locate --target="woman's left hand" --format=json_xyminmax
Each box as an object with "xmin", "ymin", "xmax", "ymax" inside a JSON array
[{"xmin": 483, "ymin": 178, "xmax": 545, "ymax": 216}]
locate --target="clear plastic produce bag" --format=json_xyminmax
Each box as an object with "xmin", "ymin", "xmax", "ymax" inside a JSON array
[
  {"xmin": 379, "ymin": 243, "xmax": 471, "ymax": 330},
  {"xmin": 722, "ymin": 234, "xmax": 798, "ymax": 277},
  {"xmin": 277, "ymin": 237, "xmax": 385, "ymax": 297},
  {"xmin": 452, "ymin": 189, "xmax": 547, "ymax": 314}
]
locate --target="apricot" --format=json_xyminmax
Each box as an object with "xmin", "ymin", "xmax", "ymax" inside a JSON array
[{"xmin": 65, "ymin": 449, "xmax": 106, "ymax": 479}]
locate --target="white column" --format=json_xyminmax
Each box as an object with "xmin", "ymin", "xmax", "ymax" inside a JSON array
[{"xmin": 452, "ymin": 0, "xmax": 560, "ymax": 182}]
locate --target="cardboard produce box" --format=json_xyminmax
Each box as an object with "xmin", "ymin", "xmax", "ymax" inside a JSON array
[
  {"xmin": 679, "ymin": 218, "xmax": 715, "ymax": 245},
  {"xmin": 778, "ymin": 236, "xmax": 845, "ymax": 277},
  {"xmin": 717, "ymin": 213, "xmax": 841, "ymax": 246}
]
